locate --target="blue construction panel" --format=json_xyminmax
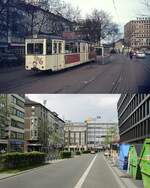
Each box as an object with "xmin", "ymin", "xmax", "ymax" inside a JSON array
[{"xmin": 118, "ymin": 144, "xmax": 130, "ymax": 170}]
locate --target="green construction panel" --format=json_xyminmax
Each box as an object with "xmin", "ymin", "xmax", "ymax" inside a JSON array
[
  {"xmin": 139, "ymin": 139, "xmax": 150, "ymax": 188},
  {"xmin": 128, "ymin": 144, "xmax": 142, "ymax": 180}
]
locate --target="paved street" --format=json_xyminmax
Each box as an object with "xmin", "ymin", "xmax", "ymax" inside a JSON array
[
  {"xmin": 0, "ymin": 154, "xmax": 123, "ymax": 188},
  {"xmin": 0, "ymin": 54, "xmax": 150, "ymax": 93}
]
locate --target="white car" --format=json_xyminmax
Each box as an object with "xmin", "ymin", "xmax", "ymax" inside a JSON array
[
  {"xmin": 104, "ymin": 151, "xmax": 110, "ymax": 157},
  {"xmin": 136, "ymin": 52, "xmax": 146, "ymax": 59},
  {"xmin": 145, "ymin": 51, "xmax": 150, "ymax": 55},
  {"xmin": 90, "ymin": 150, "xmax": 96, "ymax": 154}
]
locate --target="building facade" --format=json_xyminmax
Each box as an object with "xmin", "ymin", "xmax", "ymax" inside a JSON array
[
  {"xmin": 0, "ymin": 0, "xmax": 73, "ymax": 56},
  {"xmin": 124, "ymin": 17, "xmax": 150, "ymax": 49},
  {"xmin": 118, "ymin": 94, "xmax": 150, "ymax": 143},
  {"xmin": 87, "ymin": 122, "xmax": 118, "ymax": 150},
  {"xmin": 64, "ymin": 122, "xmax": 87, "ymax": 151},
  {"xmin": 24, "ymin": 99, "xmax": 64, "ymax": 152},
  {"xmin": 0, "ymin": 94, "xmax": 25, "ymax": 152}
]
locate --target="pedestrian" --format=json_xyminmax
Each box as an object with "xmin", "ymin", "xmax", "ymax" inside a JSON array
[{"xmin": 129, "ymin": 51, "xmax": 133, "ymax": 60}]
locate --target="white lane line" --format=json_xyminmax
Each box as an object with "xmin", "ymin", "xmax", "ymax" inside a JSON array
[{"xmin": 74, "ymin": 154, "xmax": 97, "ymax": 188}]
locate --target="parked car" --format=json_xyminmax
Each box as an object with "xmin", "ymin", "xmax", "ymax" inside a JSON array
[
  {"xmin": 90, "ymin": 150, "xmax": 96, "ymax": 154},
  {"xmin": 136, "ymin": 51, "xmax": 146, "ymax": 59}
]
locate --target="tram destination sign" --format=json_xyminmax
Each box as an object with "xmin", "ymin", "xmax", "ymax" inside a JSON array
[{"xmin": 26, "ymin": 39, "xmax": 45, "ymax": 43}]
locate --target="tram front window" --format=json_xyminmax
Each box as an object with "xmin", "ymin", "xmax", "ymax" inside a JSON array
[
  {"xmin": 96, "ymin": 48, "xmax": 103, "ymax": 56},
  {"xmin": 27, "ymin": 43, "xmax": 43, "ymax": 55}
]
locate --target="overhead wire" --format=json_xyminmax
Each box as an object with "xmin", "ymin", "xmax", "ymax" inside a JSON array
[{"xmin": 112, "ymin": 0, "xmax": 120, "ymax": 23}]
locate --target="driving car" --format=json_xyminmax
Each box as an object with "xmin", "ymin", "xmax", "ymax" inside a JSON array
[
  {"xmin": 136, "ymin": 51, "xmax": 146, "ymax": 59},
  {"xmin": 104, "ymin": 150, "xmax": 110, "ymax": 157},
  {"xmin": 145, "ymin": 50, "xmax": 150, "ymax": 55}
]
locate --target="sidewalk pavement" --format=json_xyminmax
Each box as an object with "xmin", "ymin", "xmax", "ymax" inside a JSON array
[
  {"xmin": 0, "ymin": 159, "xmax": 64, "ymax": 181},
  {"xmin": 105, "ymin": 156, "xmax": 144, "ymax": 188}
]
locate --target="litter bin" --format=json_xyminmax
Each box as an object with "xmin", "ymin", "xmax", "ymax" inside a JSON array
[
  {"xmin": 118, "ymin": 144, "xmax": 130, "ymax": 170},
  {"xmin": 128, "ymin": 144, "xmax": 142, "ymax": 179},
  {"xmin": 139, "ymin": 139, "xmax": 150, "ymax": 188}
]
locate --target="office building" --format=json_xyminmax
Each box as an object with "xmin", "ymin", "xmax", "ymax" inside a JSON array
[
  {"xmin": 124, "ymin": 17, "xmax": 150, "ymax": 49},
  {"xmin": 87, "ymin": 122, "xmax": 118, "ymax": 149},
  {"xmin": 0, "ymin": 94, "xmax": 25, "ymax": 152},
  {"xmin": 118, "ymin": 94, "xmax": 150, "ymax": 143},
  {"xmin": 64, "ymin": 122, "xmax": 87, "ymax": 151},
  {"xmin": 25, "ymin": 99, "xmax": 64, "ymax": 152}
]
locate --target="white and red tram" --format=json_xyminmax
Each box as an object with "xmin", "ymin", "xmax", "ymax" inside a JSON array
[{"xmin": 25, "ymin": 35, "xmax": 96, "ymax": 71}]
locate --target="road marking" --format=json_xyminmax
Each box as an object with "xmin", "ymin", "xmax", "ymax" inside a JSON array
[{"xmin": 74, "ymin": 154, "xmax": 97, "ymax": 188}]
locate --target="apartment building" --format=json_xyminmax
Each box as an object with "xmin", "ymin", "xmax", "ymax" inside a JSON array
[
  {"xmin": 124, "ymin": 17, "xmax": 150, "ymax": 49},
  {"xmin": 87, "ymin": 123, "xmax": 118, "ymax": 149},
  {"xmin": 0, "ymin": 94, "xmax": 25, "ymax": 152},
  {"xmin": 64, "ymin": 122, "xmax": 87, "ymax": 151},
  {"xmin": 24, "ymin": 99, "xmax": 64, "ymax": 152},
  {"xmin": 118, "ymin": 94, "xmax": 150, "ymax": 143},
  {"xmin": 0, "ymin": 0, "xmax": 73, "ymax": 55}
]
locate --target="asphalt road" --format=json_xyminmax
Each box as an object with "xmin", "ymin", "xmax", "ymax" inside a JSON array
[
  {"xmin": 0, "ymin": 54, "xmax": 150, "ymax": 93},
  {"xmin": 0, "ymin": 154, "xmax": 122, "ymax": 188}
]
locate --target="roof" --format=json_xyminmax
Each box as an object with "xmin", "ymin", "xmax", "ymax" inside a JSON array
[
  {"xmin": 26, "ymin": 34, "xmax": 63, "ymax": 40},
  {"xmin": 24, "ymin": 2, "xmax": 73, "ymax": 24},
  {"xmin": 25, "ymin": 98, "xmax": 65, "ymax": 123}
]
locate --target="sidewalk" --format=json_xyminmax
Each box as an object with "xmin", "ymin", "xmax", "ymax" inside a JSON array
[
  {"xmin": 105, "ymin": 156, "xmax": 144, "ymax": 188},
  {"xmin": 0, "ymin": 65, "xmax": 23, "ymax": 74},
  {"xmin": 0, "ymin": 159, "xmax": 64, "ymax": 181}
]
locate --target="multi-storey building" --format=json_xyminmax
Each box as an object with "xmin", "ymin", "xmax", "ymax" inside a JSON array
[
  {"xmin": 24, "ymin": 99, "xmax": 64, "ymax": 152},
  {"xmin": 0, "ymin": 94, "xmax": 25, "ymax": 152},
  {"xmin": 118, "ymin": 94, "xmax": 150, "ymax": 143},
  {"xmin": 64, "ymin": 122, "xmax": 87, "ymax": 151},
  {"xmin": 0, "ymin": 0, "xmax": 73, "ymax": 56},
  {"xmin": 87, "ymin": 122, "xmax": 118, "ymax": 149},
  {"xmin": 124, "ymin": 17, "xmax": 150, "ymax": 49}
]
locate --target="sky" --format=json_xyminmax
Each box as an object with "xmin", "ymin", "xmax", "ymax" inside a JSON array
[
  {"xmin": 27, "ymin": 94, "xmax": 120, "ymax": 123},
  {"xmin": 65, "ymin": 0, "xmax": 146, "ymax": 26}
]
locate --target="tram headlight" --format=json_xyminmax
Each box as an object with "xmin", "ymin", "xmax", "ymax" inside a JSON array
[
  {"xmin": 33, "ymin": 61, "xmax": 37, "ymax": 65},
  {"xmin": 39, "ymin": 60, "xmax": 43, "ymax": 65}
]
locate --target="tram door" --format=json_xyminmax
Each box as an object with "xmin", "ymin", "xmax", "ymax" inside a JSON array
[
  {"xmin": 85, "ymin": 43, "xmax": 89, "ymax": 62},
  {"xmin": 52, "ymin": 40, "xmax": 65, "ymax": 70},
  {"xmin": 80, "ymin": 43, "xmax": 85, "ymax": 63}
]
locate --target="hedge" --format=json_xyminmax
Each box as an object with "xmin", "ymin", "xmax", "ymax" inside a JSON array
[
  {"xmin": 1, "ymin": 152, "xmax": 46, "ymax": 169},
  {"xmin": 75, "ymin": 151, "xmax": 81, "ymax": 155},
  {"xmin": 60, "ymin": 151, "xmax": 71, "ymax": 159},
  {"xmin": 82, "ymin": 150, "xmax": 90, "ymax": 154}
]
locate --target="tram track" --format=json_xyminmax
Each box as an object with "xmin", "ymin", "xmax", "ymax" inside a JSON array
[
  {"xmin": 0, "ymin": 62, "xmax": 99, "ymax": 93},
  {"xmin": 1, "ymin": 54, "xmax": 150, "ymax": 93},
  {"xmin": 73, "ymin": 62, "xmax": 119, "ymax": 93},
  {"xmin": 143, "ymin": 62, "xmax": 150, "ymax": 73}
]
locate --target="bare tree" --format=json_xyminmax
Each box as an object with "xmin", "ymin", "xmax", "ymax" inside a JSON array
[
  {"xmin": 48, "ymin": 0, "xmax": 81, "ymax": 21},
  {"xmin": 140, "ymin": 0, "xmax": 150, "ymax": 16},
  {"xmin": 78, "ymin": 9, "xmax": 120, "ymax": 43}
]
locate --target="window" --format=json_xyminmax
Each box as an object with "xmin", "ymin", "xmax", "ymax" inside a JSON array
[
  {"xmin": 96, "ymin": 48, "xmax": 103, "ymax": 55},
  {"xmin": 27, "ymin": 43, "xmax": 43, "ymax": 55},
  {"xmin": 53, "ymin": 43, "xmax": 57, "ymax": 54},
  {"xmin": 12, "ymin": 107, "xmax": 24, "ymax": 119},
  {"xmin": 65, "ymin": 42, "xmax": 78, "ymax": 53},
  {"xmin": 34, "ymin": 43, "xmax": 43, "ymax": 54},
  {"xmin": 47, "ymin": 42, "xmax": 52, "ymax": 55},
  {"xmin": 27, "ymin": 43, "xmax": 34, "ymax": 54},
  {"xmin": 11, "ymin": 119, "xmax": 24, "ymax": 129},
  {"xmin": 59, "ymin": 43, "xmax": 62, "ymax": 53},
  {"xmin": 11, "ymin": 131, "xmax": 24, "ymax": 140},
  {"xmin": 11, "ymin": 96, "xmax": 24, "ymax": 108}
]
